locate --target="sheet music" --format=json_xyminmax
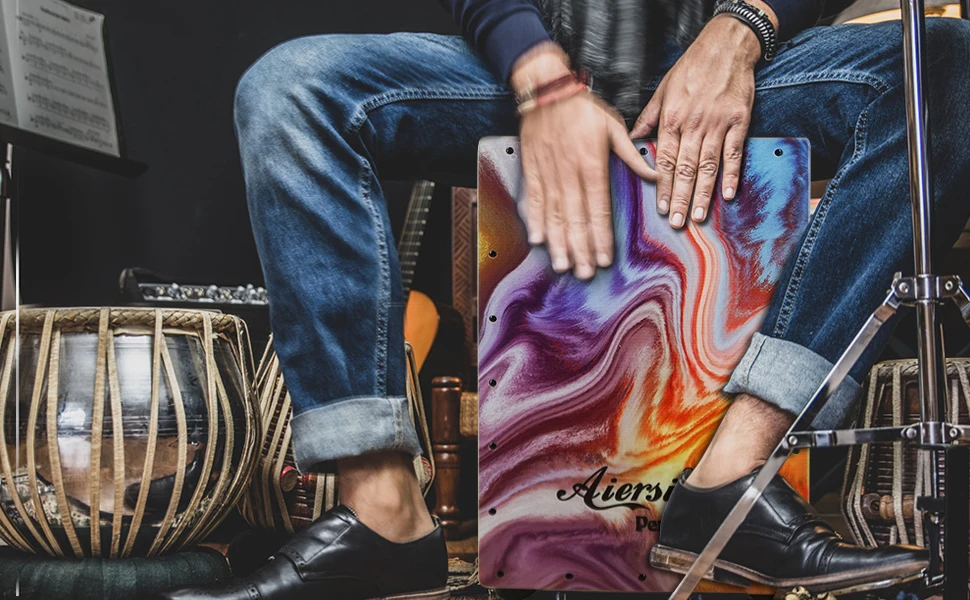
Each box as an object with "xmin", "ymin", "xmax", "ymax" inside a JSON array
[
  {"xmin": 0, "ymin": 2, "xmax": 17, "ymax": 126},
  {"xmin": 4, "ymin": 0, "xmax": 119, "ymax": 155}
]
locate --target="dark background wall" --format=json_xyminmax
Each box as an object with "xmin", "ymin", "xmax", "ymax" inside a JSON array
[
  {"xmin": 15, "ymin": 0, "xmax": 970, "ymax": 350},
  {"xmin": 17, "ymin": 0, "xmax": 460, "ymax": 308},
  {"xmin": 13, "ymin": 1, "xmax": 970, "ymax": 503}
]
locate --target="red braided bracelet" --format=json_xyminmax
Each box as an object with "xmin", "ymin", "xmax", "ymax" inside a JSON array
[
  {"xmin": 515, "ymin": 69, "xmax": 590, "ymax": 103},
  {"xmin": 516, "ymin": 69, "xmax": 591, "ymax": 116}
]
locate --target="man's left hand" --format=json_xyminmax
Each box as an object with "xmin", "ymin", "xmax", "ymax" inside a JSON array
[{"xmin": 630, "ymin": 6, "xmax": 776, "ymax": 228}]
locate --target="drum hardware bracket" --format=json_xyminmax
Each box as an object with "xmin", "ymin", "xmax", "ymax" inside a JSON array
[
  {"xmin": 892, "ymin": 273, "xmax": 964, "ymax": 303},
  {"xmin": 671, "ymin": 274, "xmax": 970, "ymax": 599},
  {"xmin": 915, "ymin": 495, "xmax": 945, "ymax": 514},
  {"xmin": 669, "ymin": 2, "xmax": 970, "ymax": 598},
  {"xmin": 955, "ymin": 284, "xmax": 970, "ymax": 323},
  {"xmin": 785, "ymin": 422, "xmax": 970, "ymax": 450}
]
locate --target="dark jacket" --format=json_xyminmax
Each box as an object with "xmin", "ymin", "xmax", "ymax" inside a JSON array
[{"xmin": 440, "ymin": 0, "xmax": 824, "ymax": 84}]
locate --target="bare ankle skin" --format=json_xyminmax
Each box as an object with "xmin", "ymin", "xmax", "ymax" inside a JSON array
[
  {"xmin": 687, "ymin": 394, "xmax": 795, "ymax": 489},
  {"xmin": 336, "ymin": 451, "xmax": 435, "ymax": 543}
]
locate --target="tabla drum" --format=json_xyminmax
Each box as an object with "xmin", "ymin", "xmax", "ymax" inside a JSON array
[
  {"xmin": 842, "ymin": 358, "xmax": 970, "ymax": 549},
  {"xmin": 238, "ymin": 339, "xmax": 434, "ymax": 532},
  {"xmin": 0, "ymin": 307, "xmax": 261, "ymax": 558}
]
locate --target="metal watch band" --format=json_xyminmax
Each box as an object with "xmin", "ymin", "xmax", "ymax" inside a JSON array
[{"xmin": 713, "ymin": 0, "xmax": 779, "ymax": 62}]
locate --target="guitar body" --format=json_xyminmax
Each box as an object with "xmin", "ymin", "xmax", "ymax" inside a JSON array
[
  {"xmin": 397, "ymin": 181, "xmax": 440, "ymax": 372},
  {"xmin": 404, "ymin": 290, "xmax": 439, "ymax": 371}
]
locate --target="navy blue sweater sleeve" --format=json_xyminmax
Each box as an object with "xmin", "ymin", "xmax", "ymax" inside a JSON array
[
  {"xmin": 762, "ymin": 0, "xmax": 823, "ymax": 40},
  {"xmin": 441, "ymin": 1, "xmax": 822, "ymax": 83},
  {"xmin": 440, "ymin": 0, "xmax": 551, "ymax": 83}
]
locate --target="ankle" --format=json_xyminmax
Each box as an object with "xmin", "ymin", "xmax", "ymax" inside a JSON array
[
  {"xmin": 336, "ymin": 452, "xmax": 434, "ymax": 542},
  {"xmin": 687, "ymin": 394, "xmax": 793, "ymax": 488},
  {"xmin": 687, "ymin": 459, "xmax": 762, "ymax": 489}
]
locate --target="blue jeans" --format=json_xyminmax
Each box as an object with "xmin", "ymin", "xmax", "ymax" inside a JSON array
[{"xmin": 233, "ymin": 20, "xmax": 970, "ymax": 471}]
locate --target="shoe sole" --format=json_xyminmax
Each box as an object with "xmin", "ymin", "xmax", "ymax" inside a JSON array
[
  {"xmin": 649, "ymin": 544, "xmax": 926, "ymax": 594},
  {"xmin": 372, "ymin": 587, "xmax": 450, "ymax": 600}
]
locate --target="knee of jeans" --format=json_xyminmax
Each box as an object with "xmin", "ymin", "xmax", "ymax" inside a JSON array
[
  {"xmin": 924, "ymin": 20, "xmax": 970, "ymax": 147},
  {"xmin": 925, "ymin": 19, "xmax": 970, "ymax": 91},
  {"xmin": 233, "ymin": 35, "xmax": 355, "ymax": 139}
]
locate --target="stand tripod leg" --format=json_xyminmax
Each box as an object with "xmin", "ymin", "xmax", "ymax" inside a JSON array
[
  {"xmin": 955, "ymin": 284, "xmax": 970, "ymax": 325},
  {"xmin": 944, "ymin": 445, "xmax": 969, "ymax": 599},
  {"xmin": 667, "ymin": 292, "xmax": 902, "ymax": 600}
]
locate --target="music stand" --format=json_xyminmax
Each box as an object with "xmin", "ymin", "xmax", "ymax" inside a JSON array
[
  {"xmin": 0, "ymin": 13, "xmax": 147, "ymax": 310},
  {"xmin": 669, "ymin": 1, "xmax": 970, "ymax": 598}
]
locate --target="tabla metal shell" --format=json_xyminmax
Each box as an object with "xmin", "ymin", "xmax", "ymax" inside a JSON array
[
  {"xmin": 0, "ymin": 307, "xmax": 261, "ymax": 558},
  {"xmin": 238, "ymin": 339, "xmax": 434, "ymax": 533},
  {"xmin": 842, "ymin": 358, "xmax": 970, "ymax": 554}
]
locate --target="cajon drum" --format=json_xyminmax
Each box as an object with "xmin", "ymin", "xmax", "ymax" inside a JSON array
[{"xmin": 478, "ymin": 137, "xmax": 811, "ymax": 593}]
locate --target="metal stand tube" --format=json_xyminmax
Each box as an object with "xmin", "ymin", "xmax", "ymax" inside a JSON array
[
  {"xmin": 944, "ymin": 445, "xmax": 970, "ymax": 599},
  {"xmin": 900, "ymin": 0, "xmax": 933, "ymax": 277},
  {"xmin": 667, "ymin": 2, "xmax": 968, "ymax": 597},
  {"xmin": 900, "ymin": 0, "xmax": 948, "ymax": 432},
  {"xmin": 900, "ymin": 1, "xmax": 951, "ymax": 582}
]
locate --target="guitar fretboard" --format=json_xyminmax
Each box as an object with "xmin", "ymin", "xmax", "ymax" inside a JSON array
[{"xmin": 399, "ymin": 181, "xmax": 435, "ymax": 300}]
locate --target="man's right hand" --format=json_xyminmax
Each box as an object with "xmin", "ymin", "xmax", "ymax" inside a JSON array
[{"xmin": 512, "ymin": 44, "xmax": 656, "ymax": 280}]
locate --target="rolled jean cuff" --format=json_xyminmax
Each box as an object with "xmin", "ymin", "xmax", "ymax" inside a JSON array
[
  {"xmin": 723, "ymin": 333, "xmax": 863, "ymax": 430},
  {"xmin": 289, "ymin": 395, "xmax": 424, "ymax": 472}
]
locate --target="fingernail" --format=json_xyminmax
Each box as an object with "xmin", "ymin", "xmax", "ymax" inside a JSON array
[
  {"xmin": 658, "ymin": 197, "xmax": 670, "ymax": 214},
  {"xmin": 553, "ymin": 256, "xmax": 570, "ymax": 272},
  {"xmin": 596, "ymin": 252, "xmax": 611, "ymax": 268},
  {"xmin": 576, "ymin": 264, "xmax": 594, "ymax": 280},
  {"xmin": 693, "ymin": 207, "xmax": 706, "ymax": 221},
  {"xmin": 671, "ymin": 213, "xmax": 685, "ymax": 228},
  {"xmin": 724, "ymin": 187, "xmax": 735, "ymax": 200},
  {"xmin": 529, "ymin": 232, "xmax": 543, "ymax": 245}
]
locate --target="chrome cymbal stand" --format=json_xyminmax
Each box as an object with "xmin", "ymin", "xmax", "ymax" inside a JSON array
[{"xmin": 669, "ymin": 2, "xmax": 970, "ymax": 598}]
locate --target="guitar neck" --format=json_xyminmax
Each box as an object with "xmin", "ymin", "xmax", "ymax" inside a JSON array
[{"xmin": 399, "ymin": 180, "xmax": 435, "ymax": 300}]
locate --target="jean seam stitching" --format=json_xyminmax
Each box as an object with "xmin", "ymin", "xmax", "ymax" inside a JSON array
[
  {"xmin": 753, "ymin": 71, "xmax": 890, "ymax": 93},
  {"xmin": 358, "ymin": 159, "xmax": 389, "ymax": 395},
  {"xmin": 392, "ymin": 397, "xmax": 403, "ymax": 448},
  {"xmin": 744, "ymin": 336, "xmax": 766, "ymax": 388},
  {"xmin": 345, "ymin": 87, "xmax": 510, "ymax": 393},
  {"xmin": 350, "ymin": 87, "xmax": 511, "ymax": 131},
  {"xmin": 641, "ymin": 72, "xmax": 889, "ymax": 95},
  {"xmin": 769, "ymin": 97, "xmax": 875, "ymax": 338}
]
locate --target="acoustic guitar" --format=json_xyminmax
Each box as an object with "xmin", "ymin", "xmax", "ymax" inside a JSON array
[
  {"xmin": 400, "ymin": 181, "xmax": 440, "ymax": 371},
  {"xmin": 120, "ymin": 181, "xmax": 442, "ymax": 370}
]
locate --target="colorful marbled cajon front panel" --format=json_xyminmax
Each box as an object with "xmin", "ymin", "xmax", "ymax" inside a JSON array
[{"xmin": 478, "ymin": 137, "xmax": 811, "ymax": 593}]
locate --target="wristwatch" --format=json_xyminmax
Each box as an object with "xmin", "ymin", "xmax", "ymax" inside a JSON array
[{"xmin": 713, "ymin": 0, "xmax": 779, "ymax": 62}]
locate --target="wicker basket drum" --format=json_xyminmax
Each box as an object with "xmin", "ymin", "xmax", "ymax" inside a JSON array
[
  {"xmin": 843, "ymin": 358, "xmax": 970, "ymax": 551},
  {"xmin": 0, "ymin": 308, "xmax": 261, "ymax": 558},
  {"xmin": 238, "ymin": 340, "xmax": 434, "ymax": 532}
]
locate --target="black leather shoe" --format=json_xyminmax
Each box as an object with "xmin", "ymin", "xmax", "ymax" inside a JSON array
[
  {"xmin": 155, "ymin": 506, "xmax": 449, "ymax": 600},
  {"xmin": 650, "ymin": 469, "xmax": 928, "ymax": 593}
]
